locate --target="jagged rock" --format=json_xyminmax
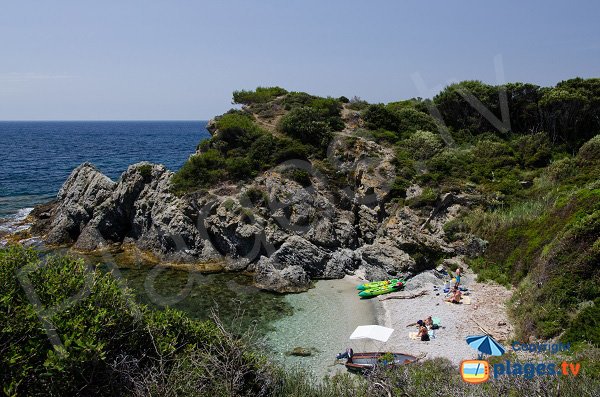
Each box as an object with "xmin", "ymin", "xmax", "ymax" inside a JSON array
[
  {"xmin": 204, "ymin": 199, "xmax": 265, "ymax": 260},
  {"xmin": 405, "ymin": 184, "xmax": 423, "ymax": 200},
  {"xmin": 359, "ymin": 238, "xmax": 416, "ymax": 275},
  {"xmin": 455, "ymin": 235, "xmax": 488, "ymax": 257},
  {"xmin": 28, "ymin": 129, "xmax": 484, "ymax": 291},
  {"xmin": 323, "ymin": 248, "xmax": 360, "ymax": 278},
  {"xmin": 254, "ymin": 256, "xmax": 311, "ymax": 293},
  {"xmin": 305, "ymin": 211, "xmax": 357, "ymax": 249},
  {"xmin": 44, "ymin": 163, "xmax": 115, "ymax": 245},
  {"xmin": 270, "ymin": 236, "xmax": 330, "ymax": 278},
  {"xmin": 357, "ymin": 205, "xmax": 378, "ymax": 245}
]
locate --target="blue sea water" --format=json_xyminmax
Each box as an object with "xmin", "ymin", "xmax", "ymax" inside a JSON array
[{"xmin": 0, "ymin": 121, "xmax": 210, "ymax": 219}]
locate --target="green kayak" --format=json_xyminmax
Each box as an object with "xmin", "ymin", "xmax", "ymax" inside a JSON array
[
  {"xmin": 356, "ymin": 278, "xmax": 403, "ymax": 291},
  {"xmin": 358, "ymin": 281, "xmax": 405, "ymax": 298}
]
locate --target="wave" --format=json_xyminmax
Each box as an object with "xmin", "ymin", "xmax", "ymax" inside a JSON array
[{"xmin": 0, "ymin": 207, "xmax": 34, "ymax": 238}]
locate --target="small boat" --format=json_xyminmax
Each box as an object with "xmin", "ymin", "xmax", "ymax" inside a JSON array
[
  {"xmin": 358, "ymin": 281, "xmax": 405, "ymax": 298},
  {"xmin": 345, "ymin": 352, "xmax": 417, "ymax": 373},
  {"xmin": 356, "ymin": 278, "xmax": 404, "ymax": 291}
]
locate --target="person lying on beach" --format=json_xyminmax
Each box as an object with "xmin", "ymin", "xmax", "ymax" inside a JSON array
[
  {"xmin": 417, "ymin": 324, "xmax": 430, "ymax": 341},
  {"xmin": 424, "ymin": 316, "xmax": 439, "ymax": 329},
  {"xmin": 445, "ymin": 286, "xmax": 462, "ymax": 303}
]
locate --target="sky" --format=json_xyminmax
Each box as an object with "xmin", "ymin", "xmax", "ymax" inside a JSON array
[{"xmin": 1, "ymin": 0, "xmax": 599, "ymax": 120}]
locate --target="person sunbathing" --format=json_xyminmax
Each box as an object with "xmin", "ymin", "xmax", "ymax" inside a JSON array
[
  {"xmin": 417, "ymin": 324, "xmax": 430, "ymax": 341},
  {"xmin": 445, "ymin": 286, "xmax": 462, "ymax": 303},
  {"xmin": 424, "ymin": 316, "xmax": 433, "ymax": 328}
]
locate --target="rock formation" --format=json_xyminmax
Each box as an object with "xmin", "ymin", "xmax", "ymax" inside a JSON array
[{"xmin": 28, "ymin": 119, "xmax": 484, "ymax": 293}]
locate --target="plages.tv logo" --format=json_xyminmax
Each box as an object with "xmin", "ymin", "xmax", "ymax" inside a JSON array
[
  {"xmin": 460, "ymin": 360, "xmax": 490, "ymax": 384},
  {"xmin": 460, "ymin": 336, "xmax": 581, "ymax": 384}
]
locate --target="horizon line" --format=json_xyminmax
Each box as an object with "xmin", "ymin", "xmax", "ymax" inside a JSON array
[{"xmin": 0, "ymin": 119, "xmax": 210, "ymax": 122}]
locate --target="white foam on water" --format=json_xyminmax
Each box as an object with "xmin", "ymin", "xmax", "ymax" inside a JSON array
[{"xmin": 0, "ymin": 207, "xmax": 34, "ymax": 235}]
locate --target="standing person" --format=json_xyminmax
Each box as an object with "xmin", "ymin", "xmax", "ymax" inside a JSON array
[{"xmin": 454, "ymin": 268, "xmax": 461, "ymax": 287}]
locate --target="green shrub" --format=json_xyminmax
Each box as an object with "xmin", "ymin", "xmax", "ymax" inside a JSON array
[
  {"xmin": 0, "ymin": 246, "xmax": 219, "ymax": 396},
  {"xmin": 137, "ymin": 163, "xmax": 153, "ymax": 179},
  {"xmin": 278, "ymin": 107, "xmax": 334, "ymax": 149},
  {"xmin": 402, "ymin": 130, "xmax": 444, "ymax": 161},
  {"xmin": 395, "ymin": 107, "xmax": 439, "ymax": 135},
  {"xmin": 389, "ymin": 176, "xmax": 411, "ymax": 198},
  {"xmin": 232, "ymin": 86, "xmax": 288, "ymax": 105},
  {"xmin": 362, "ymin": 104, "xmax": 400, "ymax": 131},
  {"xmin": 546, "ymin": 157, "xmax": 577, "ymax": 182},
  {"xmin": 406, "ymin": 187, "xmax": 438, "ymax": 208},
  {"xmin": 512, "ymin": 132, "xmax": 552, "ymax": 168},
  {"xmin": 578, "ymin": 134, "xmax": 600, "ymax": 162},
  {"xmin": 283, "ymin": 168, "xmax": 312, "ymax": 187},
  {"xmin": 244, "ymin": 187, "xmax": 269, "ymax": 207},
  {"xmin": 172, "ymin": 149, "xmax": 227, "ymax": 190},
  {"xmin": 428, "ymin": 148, "xmax": 474, "ymax": 178},
  {"xmin": 371, "ymin": 128, "xmax": 399, "ymax": 143}
]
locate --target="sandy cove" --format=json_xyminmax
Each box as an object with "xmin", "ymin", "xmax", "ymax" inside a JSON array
[{"xmin": 370, "ymin": 267, "xmax": 514, "ymax": 366}]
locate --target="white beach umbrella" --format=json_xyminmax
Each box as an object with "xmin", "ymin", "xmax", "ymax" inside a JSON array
[{"xmin": 349, "ymin": 325, "xmax": 394, "ymax": 343}]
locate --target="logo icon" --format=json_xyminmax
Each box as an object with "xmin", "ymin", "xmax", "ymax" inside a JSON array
[{"xmin": 460, "ymin": 360, "xmax": 490, "ymax": 384}]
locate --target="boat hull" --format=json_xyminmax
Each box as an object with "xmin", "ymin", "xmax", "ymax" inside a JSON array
[{"xmin": 345, "ymin": 352, "xmax": 417, "ymax": 373}]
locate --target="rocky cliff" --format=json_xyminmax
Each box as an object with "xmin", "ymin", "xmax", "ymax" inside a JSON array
[{"xmin": 29, "ymin": 132, "xmax": 485, "ymax": 292}]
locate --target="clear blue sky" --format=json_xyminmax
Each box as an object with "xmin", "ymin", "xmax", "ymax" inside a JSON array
[{"xmin": 1, "ymin": 0, "xmax": 599, "ymax": 120}]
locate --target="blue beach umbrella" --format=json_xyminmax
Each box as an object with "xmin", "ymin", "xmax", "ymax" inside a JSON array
[{"xmin": 466, "ymin": 335, "xmax": 505, "ymax": 358}]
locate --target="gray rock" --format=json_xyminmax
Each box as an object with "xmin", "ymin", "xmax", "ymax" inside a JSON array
[
  {"xmin": 44, "ymin": 163, "xmax": 115, "ymax": 245},
  {"xmin": 254, "ymin": 256, "xmax": 311, "ymax": 293},
  {"xmin": 271, "ymin": 235, "xmax": 330, "ymax": 278},
  {"xmin": 359, "ymin": 238, "xmax": 416, "ymax": 276},
  {"xmin": 323, "ymin": 248, "xmax": 360, "ymax": 278},
  {"xmin": 357, "ymin": 205, "xmax": 378, "ymax": 245},
  {"xmin": 204, "ymin": 199, "xmax": 265, "ymax": 261}
]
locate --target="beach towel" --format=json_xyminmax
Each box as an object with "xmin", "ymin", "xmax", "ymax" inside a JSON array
[
  {"xmin": 409, "ymin": 332, "xmax": 420, "ymax": 340},
  {"xmin": 432, "ymin": 317, "xmax": 441, "ymax": 326}
]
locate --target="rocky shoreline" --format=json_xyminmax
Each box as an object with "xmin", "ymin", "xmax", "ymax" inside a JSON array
[{"xmin": 23, "ymin": 143, "xmax": 486, "ymax": 293}]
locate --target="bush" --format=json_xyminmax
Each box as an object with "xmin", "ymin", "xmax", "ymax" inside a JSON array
[
  {"xmin": 395, "ymin": 108, "xmax": 439, "ymax": 135},
  {"xmin": 406, "ymin": 187, "xmax": 438, "ymax": 208},
  {"xmin": 137, "ymin": 163, "xmax": 153, "ymax": 179},
  {"xmin": 578, "ymin": 134, "xmax": 600, "ymax": 162},
  {"xmin": 427, "ymin": 148, "xmax": 474, "ymax": 178},
  {"xmin": 362, "ymin": 104, "xmax": 400, "ymax": 131},
  {"xmin": 371, "ymin": 128, "xmax": 399, "ymax": 144},
  {"xmin": 0, "ymin": 246, "xmax": 219, "ymax": 396},
  {"xmin": 283, "ymin": 168, "xmax": 312, "ymax": 187},
  {"xmin": 172, "ymin": 149, "xmax": 227, "ymax": 190},
  {"xmin": 278, "ymin": 107, "xmax": 334, "ymax": 149},
  {"xmin": 402, "ymin": 130, "xmax": 444, "ymax": 161},
  {"xmin": 232, "ymin": 86, "xmax": 288, "ymax": 105},
  {"xmin": 512, "ymin": 132, "xmax": 552, "ymax": 168},
  {"xmin": 546, "ymin": 157, "xmax": 577, "ymax": 182}
]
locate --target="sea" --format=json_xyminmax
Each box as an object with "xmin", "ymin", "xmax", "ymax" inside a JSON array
[{"xmin": 0, "ymin": 120, "xmax": 211, "ymax": 219}]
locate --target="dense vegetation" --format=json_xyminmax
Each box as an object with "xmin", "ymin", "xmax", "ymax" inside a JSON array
[
  {"xmin": 2, "ymin": 246, "xmax": 599, "ymax": 396},
  {"xmin": 172, "ymin": 89, "xmax": 345, "ymax": 191}
]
